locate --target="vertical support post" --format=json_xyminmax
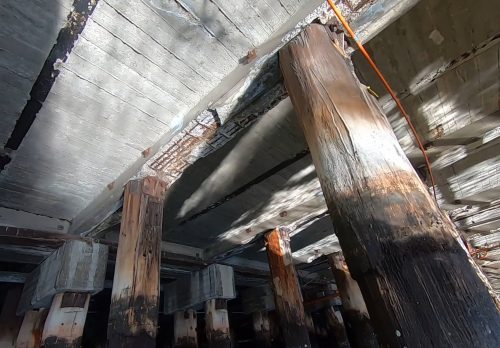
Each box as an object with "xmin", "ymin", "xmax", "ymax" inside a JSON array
[
  {"xmin": 265, "ymin": 227, "xmax": 311, "ymax": 348},
  {"xmin": 252, "ymin": 311, "xmax": 271, "ymax": 347},
  {"xmin": 107, "ymin": 176, "xmax": 167, "ymax": 347},
  {"xmin": 280, "ymin": 23, "xmax": 500, "ymax": 346},
  {"xmin": 205, "ymin": 299, "xmax": 230, "ymax": 348},
  {"xmin": 174, "ymin": 309, "xmax": 198, "ymax": 348},
  {"xmin": 15, "ymin": 309, "xmax": 47, "ymax": 348},
  {"xmin": 328, "ymin": 252, "xmax": 378, "ymax": 347},
  {"xmin": 0, "ymin": 286, "xmax": 23, "ymax": 347},
  {"xmin": 41, "ymin": 292, "xmax": 90, "ymax": 348},
  {"xmin": 304, "ymin": 312, "xmax": 319, "ymax": 348},
  {"xmin": 323, "ymin": 307, "xmax": 350, "ymax": 348}
]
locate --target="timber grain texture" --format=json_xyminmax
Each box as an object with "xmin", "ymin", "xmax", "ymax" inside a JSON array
[
  {"xmin": 107, "ymin": 176, "xmax": 166, "ymax": 348},
  {"xmin": 329, "ymin": 253, "xmax": 378, "ymax": 348},
  {"xmin": 279, "ymin": 24, "xmax": 500, "ymax": 347},
  {"xmin": 265, "ymin": 227, "xmax": 311, "ymax": 348}
]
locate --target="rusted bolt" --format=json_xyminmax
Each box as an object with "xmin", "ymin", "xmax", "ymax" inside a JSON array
[
  {"xmin": 245, "ymin": 228, "xmax": 252, "ymax": 234},
  {"xmin": 243, "ymin": 49, "xmax": 257, "ymax": 64},
  {"xmin": 107, "ymin": 181, "xmax": 115, "ymax": 190},
  {"xmin": 142, "ymin": 147, "xmax": 151, "ymax": 158},
  {"xmin": 279, "ymin": 211, "xmax": 288, "ymax": 217}
]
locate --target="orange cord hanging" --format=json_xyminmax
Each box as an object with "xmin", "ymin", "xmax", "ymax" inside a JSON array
[{"xmin": 326, "ymin": 0, "xmax": 437, "ymax": 200}]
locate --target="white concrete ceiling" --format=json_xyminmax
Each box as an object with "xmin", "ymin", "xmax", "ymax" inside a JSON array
[{"xmin": 0, "ymin": 0, "xmax": 499, "ymax": 291}]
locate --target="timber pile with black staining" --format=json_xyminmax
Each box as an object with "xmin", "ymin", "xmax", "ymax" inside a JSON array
[
  {"xmin": 205, "ymin": 299, "xmax": 231, "ymax": 348},
  {"xmin": 280, "ymin": 23, "xmax": 500, "ymax": 347},
  {"xmin": 173, "ymin": 309, "xmax": 197, "ymax": 348},
  {"xmin": 265, "ymin": 227, "xmax": 311, "ymax": 348},
  {"xmin": 43, "ymin": 336, "xmax": 81, "ymax": 348},
  {"xmin": 323, "ymin": 307, "xmax": 350, "ymax": 348},
  {"xmin": 329, "ymin": 253, "xmax": 378, "ymax": 348},
  {"xmin": 107, "ymin": 177, "xmax": 166, "ymax": 348},
  {"xmin": 175, "ymin": 338, "xmax": 198, "ymax": 348}
]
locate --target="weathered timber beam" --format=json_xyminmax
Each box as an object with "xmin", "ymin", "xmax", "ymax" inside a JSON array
[
  {"xmin": 222, "ymin": 256, "xmax": 331, "ymax": 287},
  {"xmin": 0, "ymin": 207, "xmax": 70, "ymax": 233},
  {"xmin": 347, "ymin": 0, "xmax": 420, "ymax": 44},
  {"xmin": 0, "ymin": 227, "xmax": 98, "ymax": 248},
  {"xmin": 0, "ymin": 226, "xmax": 203, "ymax": 265},
  {"xmin": 455, "ymin": 204, "xmax": 500, "ymax": 231},
  {"xmin": 17, "ymin": 240, "xmax": 108, "ymax": 315},
  {"xmin": 204, "ymin": 194, "xmax": 328, "ymax": 261},
  {"xmin": 107, "ymin": 176, "xmax": 167, "ymax": 348},
  {"xmin": 0, "ymin": 227, "xmax": 326, "ymax": 287},
  {"xmin": 265, "ymin": 227, "xmax": 311, "ymax": 348},
  {"xmin": 303, "ymin": 294, "xmax": 341, "ymax": 312},
  {"xmin": 280, "ymin": 23, "xmax": 500, "ymax": 346},
  {"xmin": 396, "ymin": 32, "xmax": 500, "ymax": 102},
  {"xmin": 328, "ymin": 253, "xmax": 378, "ymax": 348},
  {"xmin": 467, "ymin": 231, "xmax": 500, "ymax": 249},
  {"xmin": 163, "ymin": 264, "xmax": 236, "ymax": 315},
  {"xmin": 0, "ymin": 271, "xmax": 27, "ymax": 284},
  {"xmin": 0, "ymin": 246, "xmax": 49, "ymax": 265}
]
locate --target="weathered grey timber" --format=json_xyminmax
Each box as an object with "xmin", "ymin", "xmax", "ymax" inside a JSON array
[
  {"xmin": 328, "ymin": 253, "xmax": 378, "ymax": 348},
  {"xmin": 107, "ymin": 176, "xmax": 166, "ymax": 348},
  {"xmin": 17, "ymin": 240, "xmax": 108, "ymax": 314},
  {"xmin": 0, "ymin": 207, "xmax": 70, "ymax": 233},
  {"xmin": 265, "ymin": 227, "xmax": 311, "ymax": 348},
  {"xmin": 0, "ymin": 272, "xmax": 27, "ymax": 284},
  {"xmin": 164, "ymin": 264, "xmax": 235, "ymax": 315},
  {"xmin": 41, "ymin": 292, "xmax": 90, "ymax": 348},
  {"xmin": 280, "ymin": 23, "xmax": 500, "ymax": 347}
]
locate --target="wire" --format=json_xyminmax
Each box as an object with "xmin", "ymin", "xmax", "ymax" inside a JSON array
[{"xmin": 326, "ymin": 0, "xmax": 437, "ymax": 200}]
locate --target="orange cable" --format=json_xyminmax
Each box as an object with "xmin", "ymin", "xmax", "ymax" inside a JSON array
[{"xmin": 326, "ymin": 0, "xmax": 437, "ymax": 200}]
